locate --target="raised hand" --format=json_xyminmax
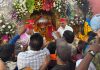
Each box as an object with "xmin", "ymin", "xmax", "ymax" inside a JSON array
[{"xmin": 17, "ymin": 25, "xmax": 26, "ymax": 35}]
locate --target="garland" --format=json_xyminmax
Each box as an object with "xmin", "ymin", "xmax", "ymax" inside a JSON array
[{"xmin": 0, "ymin": 15, "xmax": 16, "ymax": 35}]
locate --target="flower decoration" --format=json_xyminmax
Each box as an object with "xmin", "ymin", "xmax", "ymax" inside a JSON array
[
  {"xmin": 69, "ymin": 15, "xmax": 84, "ymax": 26},
  {"xmin": 0, "ymin": 15, "xmax": 16, "ymax": 35},
  {"xmin": 75, "ymin": 0, "xmax": 93, "ymax": 18},
  {"xmin": 12, "ymin": 0, "xmax": 28, "ymax": 21},
  {"xmin": 54, "ymin": 0, "xmax": 62, "ymax": 12},
  {"xmin": 42, "ymin": 0, "xmax": 54, "ymax": 11}
]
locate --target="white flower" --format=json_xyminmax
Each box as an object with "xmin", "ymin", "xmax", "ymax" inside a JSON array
[
  {"xmin": 12, "ymin": 31, "xmax": 15, "ymax": 33},
  {"xmin": 0, "ymin": 29, "xmax": 2, "ymax": 31},
  {"xmin": 0, "ymin": 14, "xmax": 2, "ymax": 17},
  {"xmin": 5, "ymin": 23, "xmax": 9, "ymax": 25},
  {"xmin": 6, "ymin": 32, "xmax": 9, "ymax": 34},
  {"xmin": 58, "ymin": 9, "xmax": 61, "ymax": 12},
  {"xmin": 10, "ymin": 29, "xmax": 13, "ymax": 31},
  {"xmin": 8, "ymin": 26, "xmax": 11, "ymax": 29},
  {"xmin": 53, "ymin": 2, "xmax": 56, "ymax": 7},
  {"xmin": 2, "ymin": 25, "xmax": 6, "ymax": 28},
  {"xmin": 0, "ymin": 20, "xmax": 2, "ymax": 23}
]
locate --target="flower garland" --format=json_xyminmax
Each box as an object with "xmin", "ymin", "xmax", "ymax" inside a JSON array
[
  {"xmin": 12, "ymin": 0, "xmax": 28, "ymax": 21},
  {"xmin": 0, "ymin": 15, "xmax": 16, "ymax": 35}
]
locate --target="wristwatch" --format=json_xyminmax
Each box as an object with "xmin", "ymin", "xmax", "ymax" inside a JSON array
[{"xmin": 88, "ymin": 50, "xmax": 96, "ymax": 57}]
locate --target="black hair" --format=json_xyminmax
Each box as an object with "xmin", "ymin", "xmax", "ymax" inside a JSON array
[
  {"xmin": 63, "ymin": 30, "xmax": 75, "ymax": 43},
  {"xmin": 47, "ymin": 42, "xmax": 56, "ymax": 54},
  {"xmin": 88, "ymin": 31, "xmax": 97, "ymax": 38},
  {"xmin": 30, "ymin": 33, "xmax": 43, "ymax": 51},
  {"xmin": 87, "ymin": 31, "xmax": 97, "ymax": 42},
  {"xmin": 0, "ymin": 44, "xmax": 14, "ymax": 62}
]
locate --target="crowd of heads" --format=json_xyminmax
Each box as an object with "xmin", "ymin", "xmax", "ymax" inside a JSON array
[{"xmin": 0, "ymin": 15, "xmax": 100, "ymax": 70}]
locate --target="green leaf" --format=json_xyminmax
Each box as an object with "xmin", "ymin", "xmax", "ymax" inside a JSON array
[{"xmin": 26, "ymin": 0, "xmax": 35, "ymax": 13}]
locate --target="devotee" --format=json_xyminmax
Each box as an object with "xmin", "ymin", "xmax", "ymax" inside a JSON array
[
  {"xmin": 0, "ymin": 26, "xmax": 26, "ymax": 70},
  {"xmin": 63, "ymin": 30, "xmax": 77, "ymax": 67},
  {"xmin": 47, "ymin": 42, "xmax": 57, "ymax": 70},
  {"xmin": 76, "ymin": 14, "xmax": 100, "ymax": 70},
  {"xmin": 17, "ymin": 33, "xmax": 50, "ymax": 70},
  {"xmin": 63, "ymin": 30, "xmax": 74, "ymax": 43},
  {"xmin": 52, "ymin": 38, "xmax": 75, "ymax": 70},
  {"xmin": 76, "ymin": 37, "xmax": 100, "ymax": 70},
  {"xmin": 57, "ymin": 18, "xmax": 73, "ymax": 37},
  {"xmin": 76, "ymin": 44, "xmax": 96, "ymax": 70},
  {"xmin": 20, "ymin": 24, "xmax": 34, "ymax": 51}
]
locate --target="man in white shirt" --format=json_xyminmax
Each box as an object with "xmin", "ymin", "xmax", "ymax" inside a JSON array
[
  {"xmin": 57, "ymin": 18, "xmax": 73, "ymax": 37},
  {"xmin": 17, "ymin": 33, "xmax": 50, "ymax": 70}
]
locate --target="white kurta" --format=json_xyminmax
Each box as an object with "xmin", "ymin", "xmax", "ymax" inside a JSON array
[{"xmin": 57, "ymin": 25, "xmax": 73, "ymax": 37}]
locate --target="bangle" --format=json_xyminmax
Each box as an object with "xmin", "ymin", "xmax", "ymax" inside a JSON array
[{"xmin": 88, "ymin": 50, "xmax": 96, "ymax": 57}]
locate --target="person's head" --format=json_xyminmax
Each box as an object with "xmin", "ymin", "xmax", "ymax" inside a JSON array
[
  {"xmin": 30, "ymin": 33, "xmax": 43, "ymax": 51},
  {"xmin": 0, "ymin": 44, "xmax": 15, "ymax": 62},
  {"xmin": 47, "ymin": 42, "xmax": 56, "ymax": 54},
  {"xmin": 56, "ymin": 38, "xmax": 72, "ymax": 63},
  {"xmin": 59, "ymin": 18, "xmax": 67, "ymax": 28},
  {"xmin": 63, "ymin": 30, "xmax": 75, "ymax": 43}
]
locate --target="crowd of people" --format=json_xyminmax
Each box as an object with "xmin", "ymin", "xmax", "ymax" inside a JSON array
[{"xmin": 0, "ymin": 16, "xmax": 100, "ymax": 70}]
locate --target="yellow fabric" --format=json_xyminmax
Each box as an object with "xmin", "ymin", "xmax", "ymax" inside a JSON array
[
  {"xmin": 84, "ymin": 22, "xmax": 92, "ymax": 35},
  {"xmin": 78, "ymin": 32, "xmax": 89, "ymax": 42}
]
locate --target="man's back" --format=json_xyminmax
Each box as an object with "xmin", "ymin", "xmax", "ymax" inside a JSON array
[{"xmin": 17, "ymin": 48, "xmax": 50, "ymax": 70}]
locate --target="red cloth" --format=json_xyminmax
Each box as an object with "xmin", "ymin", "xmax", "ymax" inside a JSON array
[
  {"xmin": 59, "ymin": 18, "xmax": 67, "ymax": 23},
  {"xmin": 25, "ymin": 24, "xmax": 34, "ymax": 29},
  {"xmin": 50, "ymin": 54, "xmax": 57, "ymax": 60},
  {"xmin": 26, "ymin": 19, "xmax": 34, "ymax": 24}
]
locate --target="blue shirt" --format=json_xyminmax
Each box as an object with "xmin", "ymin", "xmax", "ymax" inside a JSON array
[{"xmin": 9, "ymin": 34, "xmax": 20, "ymax": 45}]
